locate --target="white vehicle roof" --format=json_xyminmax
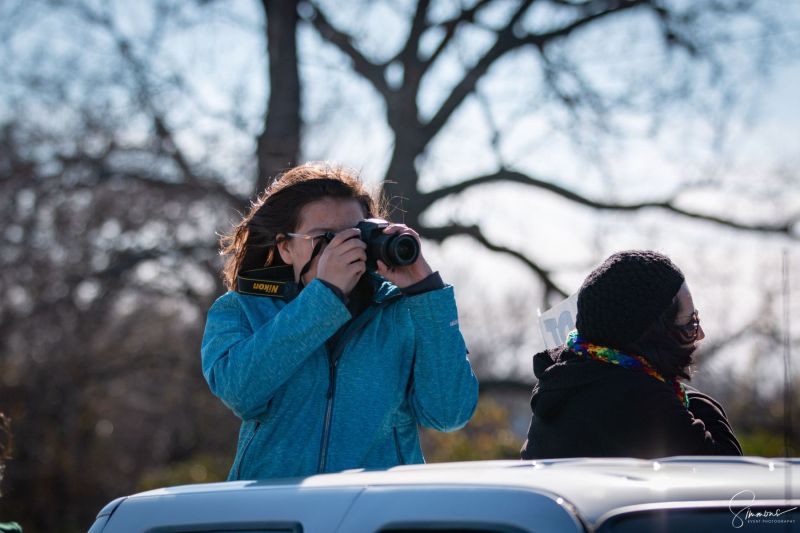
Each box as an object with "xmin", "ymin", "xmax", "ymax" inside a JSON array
[{"xmin": 94, "ymin": 457, "xmax": 800, "ymax": 533}]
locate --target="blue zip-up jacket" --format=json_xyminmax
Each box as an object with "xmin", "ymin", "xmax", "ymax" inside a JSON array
[{"xmin": 201, "ymin": 275, "xmax": 478, "ymax": 480}]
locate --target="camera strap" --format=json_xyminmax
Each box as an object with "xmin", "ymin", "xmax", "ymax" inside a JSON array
[
  {"xmin": 297, "ymin": 232, "xmax": 334, "ymax": 290},
  {"xmin": 237, "ymin": 265, "xmax": 300, "ymax": 300}
]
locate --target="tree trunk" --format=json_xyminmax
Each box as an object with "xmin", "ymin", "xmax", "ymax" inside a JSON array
[
  {"xmin": 256, "ymin": 0, "xmax": 301, "ymax": 194},
  {"xmin": 382, "ymin": 95, "xmax": 426, "ymax": 227}
]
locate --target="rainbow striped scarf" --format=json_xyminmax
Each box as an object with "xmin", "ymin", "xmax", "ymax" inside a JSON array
[{"xmin": 566, "ymin": 330, "xmax": 689, "ymax": 409}]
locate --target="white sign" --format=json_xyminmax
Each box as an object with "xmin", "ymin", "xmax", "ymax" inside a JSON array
[{"xmin": 538, "ymin": 292, "xmax": 578, "ymax": 349}]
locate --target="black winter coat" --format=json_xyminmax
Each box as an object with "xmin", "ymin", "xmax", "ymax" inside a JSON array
[{"xmin": 520, "ymin": 346, "xmax": 742, "ymax": 459}]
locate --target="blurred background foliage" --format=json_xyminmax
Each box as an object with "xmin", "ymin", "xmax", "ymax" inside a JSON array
[
  {"xmin": 421, "ymin": 397, "xmax": 522, "ymax": 462},
  {"xmin": 0, "ymin": 0, "xmax": 798, "ymax": 531}
]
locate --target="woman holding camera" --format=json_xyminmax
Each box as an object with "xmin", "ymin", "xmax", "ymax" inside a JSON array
[{"xmin": 201, "ymin": 162, "xmax": 478, "ymax": 480}]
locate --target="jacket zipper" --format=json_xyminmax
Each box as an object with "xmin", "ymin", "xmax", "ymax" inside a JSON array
[
  {"xmin": 316, "ymin": 293, "xmax": 401, "ymax": 474},
  {"xmin": 235, "ymin": 421, "xmax": 260, "ymax": 480},
  {"xmin": 317, "ymin": 358, "xmax": 338, "ymax": 473}
]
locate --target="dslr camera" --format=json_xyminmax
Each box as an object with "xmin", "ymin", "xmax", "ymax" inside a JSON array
[{"xmin": 355, "ymin": 219, "xmax": 420, "ymax": 270}]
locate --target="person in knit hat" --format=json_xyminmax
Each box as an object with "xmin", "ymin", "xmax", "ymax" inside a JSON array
[{"xmin": 521, "ymin": 250, "xmax": 742, "ymax": 459}]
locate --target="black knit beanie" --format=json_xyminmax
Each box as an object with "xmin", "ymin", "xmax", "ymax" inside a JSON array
[{"xmin": 576, "ymin": 250, "xmax": 685, "ymax": 348}]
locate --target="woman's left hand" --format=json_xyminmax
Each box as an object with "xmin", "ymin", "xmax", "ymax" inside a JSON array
[{"xmin": 375, "ymin": 224, "xmax": 433, "ymax": 289}]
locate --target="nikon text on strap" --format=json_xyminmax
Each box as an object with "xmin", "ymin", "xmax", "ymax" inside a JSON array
[{"xmin": 237, "ymin": 266, "xmax": 300, "ymax": 300}]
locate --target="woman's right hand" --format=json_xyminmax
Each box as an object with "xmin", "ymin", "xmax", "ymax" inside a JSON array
[{"xmin": 316, "ymin": 228, "xmax": 367, "ymax": 296}]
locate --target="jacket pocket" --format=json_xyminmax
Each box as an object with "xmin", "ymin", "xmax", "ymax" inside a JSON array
[
  {"xmin": 392, "ymin": 426, "xmax": 405, "ymax": 465},
  {"xmin": 234, "ymin": 421, "xmax": 261, "ymax": 480}
]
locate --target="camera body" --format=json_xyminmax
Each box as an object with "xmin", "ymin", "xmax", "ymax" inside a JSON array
[{"xmin": 355, "ymin": 219, "xmax": 420, "ymax": 270}]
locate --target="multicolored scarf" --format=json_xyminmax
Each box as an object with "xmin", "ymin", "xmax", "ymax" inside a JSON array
[{"xmin": 566, "ymin": 330, "xmax": 689, "ymax": 409}]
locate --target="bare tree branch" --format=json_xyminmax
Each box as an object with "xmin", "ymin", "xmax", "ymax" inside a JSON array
[
  {"xmin": 303, "ymin": 1, "xmax": 392, "ymax": 100},
  {"xmin": 419, "ymin": 0, "xmax": 494, "ymax": 76},
  {"xmin": 421, "ymin": 0, "xmax": 648, "ymax": 145},
  {"xmin": 152, "ymin": 115, "xmax": 198, "ymax": 186},
  {"xmin": 116, "ymin": 171, "xmax": 245, "ymax": 209},
  {"xmin": 420, "ymin": 169, "xmax": 799, "ymax": 237},
  {"xmin": 53, "ymin": 148, "xmax": 245, "ymax": 209},
  {"xmin": 67, "ymin": 1, "xmax": 207, "ymax": 188},
  {"xmin": 394, "ymin": 0, "xmax": 430, "ymax": 68},
  {"xmin": 421, "ymin": 223, "xmax": 567, "ymax": 299},
  {"xmin": 421, "ymin": 0, "xmax": 535, "ymax": 143},
  {"xmin": 528, "ymin": 0, "xmax": 649, "ymax": 44},
  {"xmin": 694, "ymin": 321, "xmax": 764, "ymax": 365}
]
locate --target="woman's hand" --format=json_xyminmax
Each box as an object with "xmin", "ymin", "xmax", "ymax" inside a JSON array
[
  {"xmin": 375, "ymin": 224, "xmax": 433, "ymax": 289},
  {"xmin": 316, "ymin": 228, "xmax": 367, "ymax": 296}
]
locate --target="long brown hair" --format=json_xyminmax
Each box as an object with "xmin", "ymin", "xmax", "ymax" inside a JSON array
[
  {"xmin": 220, "ymin": 162, "xmax": 384, "ymax": 291},
  {"xmin": 626, "ymin": 297, "xmax": 696, "ymax": 381}
]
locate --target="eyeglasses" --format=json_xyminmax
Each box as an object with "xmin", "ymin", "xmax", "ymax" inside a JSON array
[
  {"xmin": 671, "ymin": 309, "xmax": 701, "ymax": 343},
  {"xmin": 286, "ymin": 232, "xmax": 335, "ymax": 248}
]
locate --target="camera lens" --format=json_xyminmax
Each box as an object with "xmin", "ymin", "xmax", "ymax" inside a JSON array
[{"xmin": 387, "ymin": 234, "xmax": 419, "ymax": 266}]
